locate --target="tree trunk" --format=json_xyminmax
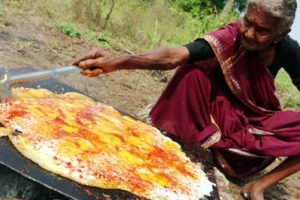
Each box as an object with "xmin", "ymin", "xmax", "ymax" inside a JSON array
[
  {"xmin": 102, "ymin": 0, "xmax": 116, "ymax": 30},
  {"xmin": 221, "ymin": 0, "xmax": 234, "ymax": 15}
]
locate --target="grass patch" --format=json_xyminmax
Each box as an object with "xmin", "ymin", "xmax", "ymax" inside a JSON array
[
  {"xmin": 275, "ymin": 69, "xmax": 300, "ymax": 111},
  {"xmin": 55, "ymin": 22, "xmax": 81, "ymax": 38},
  {"xmin": 5, "ymin": 0, "xmax": 239, "ymax": 52}
]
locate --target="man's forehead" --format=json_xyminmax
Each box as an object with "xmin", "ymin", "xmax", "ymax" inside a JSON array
[{"xmin": 245, "ymin": 3, "xmax": 279, "ymax": 29}]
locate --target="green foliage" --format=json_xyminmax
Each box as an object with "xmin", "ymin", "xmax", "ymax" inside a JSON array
[
  {"xmin": 35, "ymin": 6, "xmax": 56, "ymax": 18},
  {"xmin": 170, "ymin": 0, "xmax": 247, "ymax": 19},
  {"xmin": 84, "ymin": 31, "xmax": 112, "ymax": 48},
  {"xmin": 213, "ymin": 0, "xmax": 247, "ymax": 12},
  {"xmin": 171, "ymin": 0, "xmax": 216, "ymax": 18},
  {"xmin": 233, "ymin": 0, "xmax": 248, "ymax": 12},
  {"xmin": 0, "ymin": 0, "xmax": 7, "ymax": 17},
  {"xmin": 55, "ymin": 22, "xmax": 81, "ymax": 38},
  {"xmin": 8, "ymin": 0, "xmax": 241, "ymax": 51},
  {"xmin": 71, "ymin": 0, "xmax": 102, "ymax": 28},
  {"xmin": 71, "ymin": 0, "xmax": 116, "ymax": 31},
  {"xmin": 0, "ymin": 0, "xmax": 8, "ymax": 5},
  {"xmin": 275, "ymin": 69, "xmax": 300, "ymax": 111},
  {"xmin": 146, "ymin": 19, "xmax": 161, "ymax": 49},
  {"xmin": 79, "ymin": 0, "xmax": 238, "ymax": 51}
]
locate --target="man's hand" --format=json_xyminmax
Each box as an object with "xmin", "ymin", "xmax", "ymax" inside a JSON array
[
  {"xmin": 72, "ymin": 48, "xmax": 117, "ymax": 77},
  {"xmin": 73, "ymin": 46, "xmax": 189, "ymax": 76}
]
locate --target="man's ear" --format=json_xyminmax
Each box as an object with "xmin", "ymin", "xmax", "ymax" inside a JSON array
[{"xmin": 274, "ymin": 28, "xmax": 291, "ymax": 43}]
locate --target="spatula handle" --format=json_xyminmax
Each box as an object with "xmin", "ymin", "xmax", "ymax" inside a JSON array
[{"xmin": 2, "ymin": 66, "xmax": 82, "ymax": 85}]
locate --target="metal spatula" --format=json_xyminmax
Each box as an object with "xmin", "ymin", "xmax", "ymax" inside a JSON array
[{"xmin": 0, "ymin": 66, "xmax": 82, "ymax": 98}]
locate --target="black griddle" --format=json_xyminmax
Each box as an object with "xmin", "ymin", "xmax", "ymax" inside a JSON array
[{"xmin": 0, "ymin": 67, "xmax": 220, "ymax": 200}]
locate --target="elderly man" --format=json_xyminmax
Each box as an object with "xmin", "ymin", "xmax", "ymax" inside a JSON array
[{"xmin": 73, "ymin": 0, "xmax": 300, "ymax": 199}]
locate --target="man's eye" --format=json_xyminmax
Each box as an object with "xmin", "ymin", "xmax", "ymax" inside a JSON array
[
  {"xmin": 257, "ymin": 29, "xmax": 270, "ymax": 35},
  {"xmin": 243, "ymin": 20, "xmax": 250, "ymax": 27}
]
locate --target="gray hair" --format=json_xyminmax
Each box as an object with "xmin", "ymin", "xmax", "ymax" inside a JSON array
[{"xmin": 248, "ymin": 0, "xmax": 297, "ymax": 34}]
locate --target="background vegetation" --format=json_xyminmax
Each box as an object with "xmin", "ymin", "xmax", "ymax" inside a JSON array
[{"xmin": 1, "ymin": 0, "xmax": 299, "ymax": 110}]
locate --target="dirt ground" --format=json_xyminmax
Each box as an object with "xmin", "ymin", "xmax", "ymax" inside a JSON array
[{"xmin": 0, "ymin": 8, "xmax": 300, "ymax": 200}]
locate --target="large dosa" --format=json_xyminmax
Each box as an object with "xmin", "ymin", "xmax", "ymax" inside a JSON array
[{"xmin": 0, "ymin": 88, "xmax": 214, "ymax": 200}]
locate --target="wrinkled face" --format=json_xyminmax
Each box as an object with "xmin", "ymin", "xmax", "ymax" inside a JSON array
[{"xmin": 240, "ymin": 3, "xmax": 285, "ymax": 51}]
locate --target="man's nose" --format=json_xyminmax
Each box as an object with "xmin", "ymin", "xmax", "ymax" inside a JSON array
[{"xmin": 245, "ymin": 27, "xmax": 256, "ymax": 40}]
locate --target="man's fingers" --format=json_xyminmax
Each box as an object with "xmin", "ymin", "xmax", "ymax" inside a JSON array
[
  {"xmin": 81, "ymin": 70, "xmax": 90, "ymax": 76},
  {"xmin": 89, "ymin": 68, "xmax": 103, "ymax": 77},
  {"xmin": 81, "ymin": 68, "xmax": 103, "ymax": 77},
  {"xmin": 72, "ymin": 48, "xmax": 103, "ymax": 65},
  {"xmin": 78, "ymin": 58, "xmax": 102, "ymax": 69}
]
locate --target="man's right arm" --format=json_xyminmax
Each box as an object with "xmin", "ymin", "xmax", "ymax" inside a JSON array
[
  {"xmin": 73, "ymin": 46, "xmax": 190, "ymax": 76},
  {"xmin": 117, "ymin": 46, "xmax": 190, "ymax": 71},
  {"xmin": 73, "ymin": 39, "xmax": 214, "ymax": 76}
]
